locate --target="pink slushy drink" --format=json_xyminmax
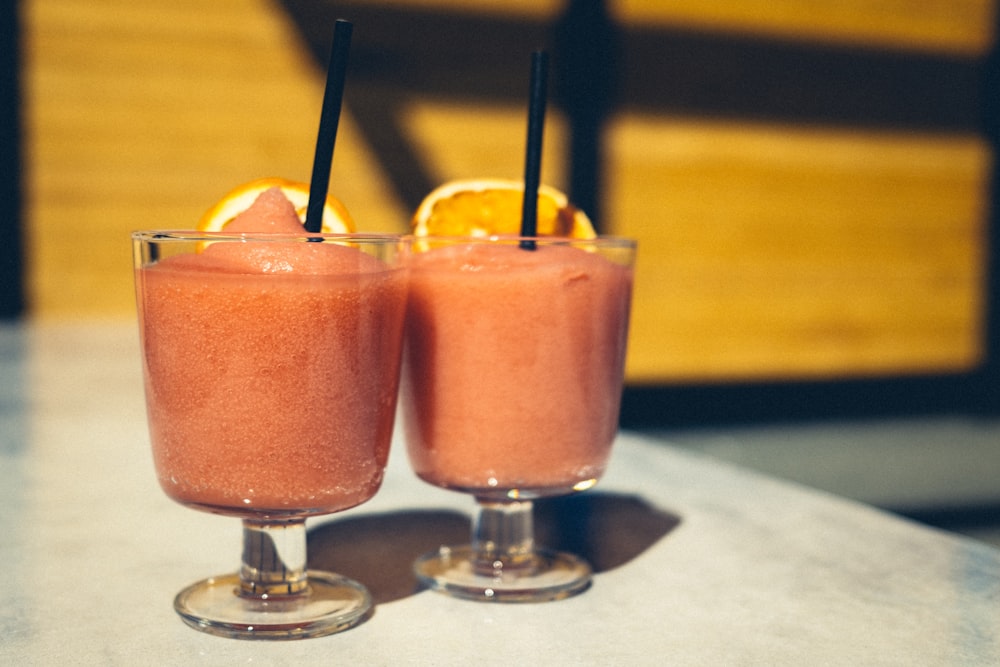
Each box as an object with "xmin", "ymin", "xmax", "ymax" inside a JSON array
[
  {"xmin": 401, "ymin": 238, "xmax": 634, "ymax": 498},
  {"xmin": 135, "ymin": 189, "xmax": 407, "ymax": 517}
]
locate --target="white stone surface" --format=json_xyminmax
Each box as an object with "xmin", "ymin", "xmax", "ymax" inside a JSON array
[{"xmin": 1, "ymin": 323, "xmax": 998, "ymax": 665}]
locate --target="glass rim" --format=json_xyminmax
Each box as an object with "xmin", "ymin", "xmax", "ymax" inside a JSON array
[
  {"xmin": 130, "ymin": 230, "xmax": 405, "ymax": 243},
  {"xmin": 131, "ymin": 231, "xmax": 636, "ymax": 248},
  {"xmin": 401, "ymin": 233, "xmax": 636, "ymax": 247}
]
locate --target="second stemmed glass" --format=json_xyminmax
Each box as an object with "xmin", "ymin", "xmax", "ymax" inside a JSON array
[{"xmin": 400, "ymin": 235, "xmax": 635, "ymax": 602}]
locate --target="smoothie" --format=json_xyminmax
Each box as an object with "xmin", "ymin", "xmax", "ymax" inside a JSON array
[
  {"xmin": 135, "ymin": 189, "xmax": 407, "ymax": 516},
  {"xmin": 401, "ymin": 239, "xmax": 633, "ymax": 497}
]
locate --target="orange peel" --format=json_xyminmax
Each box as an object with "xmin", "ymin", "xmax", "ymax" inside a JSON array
[
  {"xmin": 198, "ymin": 177, "xmax": 355, "ymax": 234},
  {"xmin": 411, "ymin": 178, "xmax": 594, "ymax": 239}
]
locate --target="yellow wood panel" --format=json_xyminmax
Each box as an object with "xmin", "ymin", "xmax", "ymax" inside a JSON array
[
  {"xmin": 359, "ymin": 0, "xmax": 561, "ymax": 18},
  {"xmin": 614, "ymin": 0, "xmax": 995, "ymax": 55},
  {"xmin": 607, "ymin": 116, "xmax": 990, "ymax": 382},
  {"xmin": 22, "ymin": 0, "xmax": 994, "ymax": 385},
  {"xmin": 399, "ymin": 100, "xmax": 989, "ymax": 382},
  {"xmin": 402, "ymin": 101, "xmax": 569, "ymax": 189},
  {"xmin": 24, "ymin": 0, "xmax": 407, "ymax": 321}
]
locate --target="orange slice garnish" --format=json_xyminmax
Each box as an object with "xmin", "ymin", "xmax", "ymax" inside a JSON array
[
  {"xmin": 411, "ymin": 178, "xmax": 595, "ymax": 239},
  {"xmin": 197, "ymin": 177, "xmax": 355, "ymax": 233}
]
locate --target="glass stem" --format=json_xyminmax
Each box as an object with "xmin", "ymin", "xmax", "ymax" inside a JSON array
[
  {"xmin": 471, "ymin": 499, "xmax": 539, "ymax": 577},
  {"xmin": 238, "ymin": 518, "xmax": 309, "ymax": 598}
]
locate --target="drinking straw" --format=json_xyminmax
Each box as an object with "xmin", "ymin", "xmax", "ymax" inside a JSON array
[
  {"xmin": 520, "ymin": 50, "xmax": 549, "ymax": 251},
  {"xmin": 305, "ymin": 19, "xmax": 353, "ymax": 234}
]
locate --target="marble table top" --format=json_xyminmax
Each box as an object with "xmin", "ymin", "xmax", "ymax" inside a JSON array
[{"xmin": 1, "ymin": 323, "xmax": 997, "ymax": 665}]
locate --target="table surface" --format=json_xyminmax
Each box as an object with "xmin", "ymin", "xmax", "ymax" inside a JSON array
[{"xmin": 2, "ymin": 322, "xmax": 998, "ymax": 666}]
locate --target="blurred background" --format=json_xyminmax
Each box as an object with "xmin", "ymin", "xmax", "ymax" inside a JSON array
[{"xmin": 3, "ymin": 1, "xmax": 998, "ymax": 541}]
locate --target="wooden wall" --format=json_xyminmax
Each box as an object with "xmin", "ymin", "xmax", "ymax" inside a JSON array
[
  {"xmin": 20, "ymin": 0, "xmax": 998, "ymax": 395},
  {"xmin": 22, "ymin": 0, "xmax": 406, "ymax": 320}
]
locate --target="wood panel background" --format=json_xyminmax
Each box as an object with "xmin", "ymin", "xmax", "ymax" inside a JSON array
[
  {"xmin": 22, "ymin": 0, "xmax": 406, "ymax": 320},
  {"xmin": 19, "ymin": 0, "xmax": 998, "ymax": 397},
  {"xmin": 616, "ymin": 0, "xmax": 993, "ymax": 54}
]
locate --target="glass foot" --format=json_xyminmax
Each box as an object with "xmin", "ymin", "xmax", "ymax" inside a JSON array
[
  {"xmin": 173, "ymin": 570, "xmax": 372, "ymax": 640},
  {"xmin": 414, "ymin": 545, "xmax": 592, "ymax": 603}
]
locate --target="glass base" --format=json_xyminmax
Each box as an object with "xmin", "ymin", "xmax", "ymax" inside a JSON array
[
  {"xmin": 414, "ymin": 545, "xmax": 592, "ymax": 603},
  {"xmin": 173, "ymin": 570, "xmax": 372, "ymax": 640}
]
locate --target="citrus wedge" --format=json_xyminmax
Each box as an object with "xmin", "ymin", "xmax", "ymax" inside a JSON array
[
  {"xmin": 411, "ymin": 178, "xmax": 595, "ymax": 239},
  {"xmin": 197, "ymin": 177, "xmax": 355, "ymax": 233}
]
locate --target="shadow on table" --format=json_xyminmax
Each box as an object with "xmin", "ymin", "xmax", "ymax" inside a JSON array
[{"xmin": 307, "ymin": 491, "xmax": 681, "ymax": 605}]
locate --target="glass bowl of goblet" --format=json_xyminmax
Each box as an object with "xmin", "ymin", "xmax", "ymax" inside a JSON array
[
  {"xmin": 132, "ymin": 231, "xmax": 407, "ymax": 638},
  {"xmin": 400, "ymin": 235, "xmax": 635, "ymax": 602}
]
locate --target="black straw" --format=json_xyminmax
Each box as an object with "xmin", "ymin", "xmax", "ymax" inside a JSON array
[
  {"xmin": 520, "ymin": 50, "xmax": 549, "ymax": 250},
  {"xmin": 305, "ymin": 19, "xmax": 353, "ymax": 233}
]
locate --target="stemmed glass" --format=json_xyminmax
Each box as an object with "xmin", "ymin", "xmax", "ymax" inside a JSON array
[
  {"xmin": 400, "ymin": 235, "xmax": 635, "ymax": 602},
  {"xmin": 132, "ymin": 231, "xmax": 408, "ymax": 639}
]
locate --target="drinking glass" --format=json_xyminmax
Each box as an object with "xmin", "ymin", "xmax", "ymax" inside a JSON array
[
  {"xmin": 400, "ymin": 235, "xmax": 635, "ymax": 602},
  {"xmin": 132, "ymin": 231, "xmax": 408, "ymax": 639}
]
